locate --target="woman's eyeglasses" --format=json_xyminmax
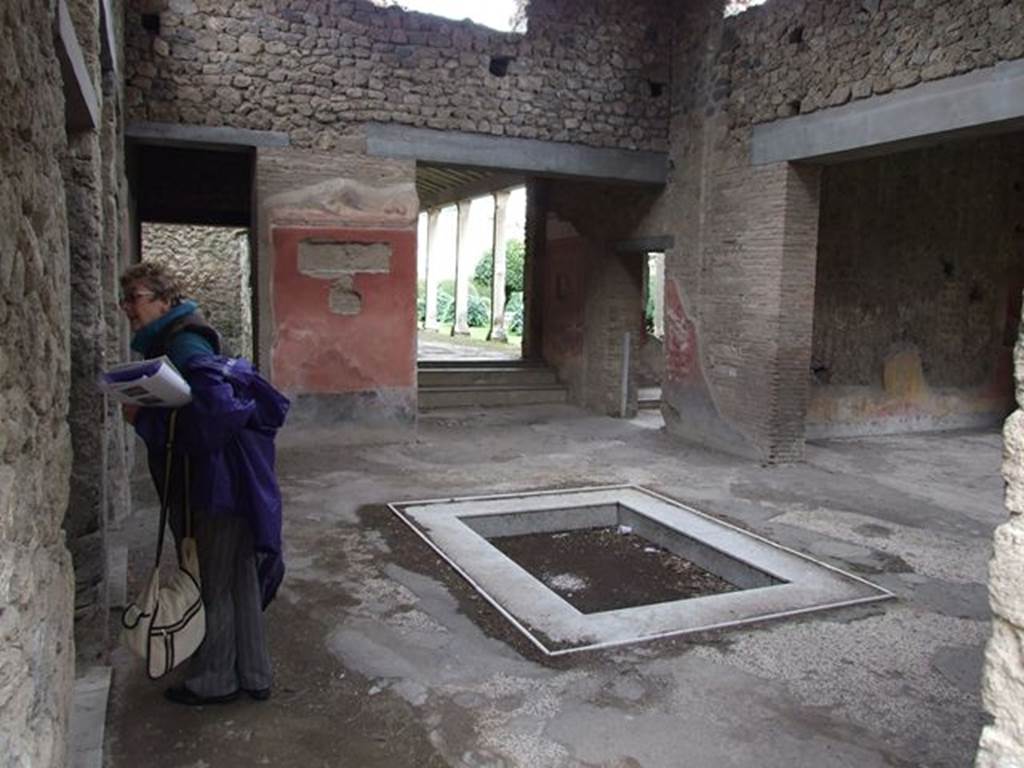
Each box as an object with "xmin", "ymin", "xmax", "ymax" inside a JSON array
[{"xmin": 119, "ymin": 291, "xmax": 155, "ymax": 308}]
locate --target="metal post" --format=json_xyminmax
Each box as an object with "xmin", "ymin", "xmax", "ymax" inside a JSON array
[{"xmin": 620, "ymin": 331, "xmax": 631, "ymax": 418}]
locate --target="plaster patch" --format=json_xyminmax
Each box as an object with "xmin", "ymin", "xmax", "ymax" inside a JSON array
[
  {"xmin": 264, "ymin": 177, "xmax": 418, "ymax": 229},
  {"xmin": 298, "ymin": 241, "xmax": 391, "ymax": 278},
  {"xmin": 328, "ymin": 276, "xmax": 362, "ymax": 315}
]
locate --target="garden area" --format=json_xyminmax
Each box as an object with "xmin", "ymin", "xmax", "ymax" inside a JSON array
[{"xmin": 418, "ymin": 239, "xmax": 525, "ymax": 353}]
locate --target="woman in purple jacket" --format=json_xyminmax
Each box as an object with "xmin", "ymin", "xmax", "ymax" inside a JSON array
[{"xmin": 120, "ymin": 262, "xmax": 288, "ymax": 706}]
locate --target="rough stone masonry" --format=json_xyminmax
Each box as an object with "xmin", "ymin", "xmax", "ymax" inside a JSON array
[
  {"xmin": 1, "ymin": 1, "xmax": 76, "ymax": 764},
  {"xmin": 976, "ymin": 305, "xmax": 1024, "ymax": 768}
]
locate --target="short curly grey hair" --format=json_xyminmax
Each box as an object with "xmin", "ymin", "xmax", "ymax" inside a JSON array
[{"xmin": 119, "ymin": 262, "xmax": 184, "ymax": 305}]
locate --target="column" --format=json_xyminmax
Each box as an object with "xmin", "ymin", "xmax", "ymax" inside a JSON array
[
  {"xmin": 451, "ymin": 199, "xmax": 472, "ymax": 336},
  {"xmin": 488, "ymin": 190, "xmax": 510, "ymax": 342},
  {"xmin": 522, "ymin": 179, "xmax": 548, "ymax": 360},
  {"xmin": 650, "ymin": 252, "xmax": 665, "ymax": 338},
  {"xmin": 423, "ymin": 208, "xmax": 441, "ymax": 330}
]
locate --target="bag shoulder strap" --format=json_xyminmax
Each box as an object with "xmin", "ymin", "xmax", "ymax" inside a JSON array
[{"xmin": 154, "ymin": 410, "xmax": 191, "ymax": 568}]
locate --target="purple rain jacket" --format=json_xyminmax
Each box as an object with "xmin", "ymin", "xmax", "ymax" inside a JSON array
[{"xmin": 134, "ymin": 355, "xmax": 290, "ymax": 608}]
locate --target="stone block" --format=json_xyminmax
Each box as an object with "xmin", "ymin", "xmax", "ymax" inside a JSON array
[
  {"xmin": 988, "ymin": 515, "xmax": 1024, "ymax": 627},
  {"xmin": 1016, "ymin": 317, "xmax": 1024, "ymax": 406},
  {"xmin": 1004, "ymin": 411, "xmax": 1024, "ymax": 516},
  {"xmin": 977, "ymin": 616, "xmax": 1024, "ymax": 768},
  {"xmin": 975, "ymin": 728, "xmax": 1024, "ymax": 768}
]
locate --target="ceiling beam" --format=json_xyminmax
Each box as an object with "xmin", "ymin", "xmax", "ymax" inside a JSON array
[
  {"xmin": 418, "ymin": 168, "xmax": 525, "ymax": 210},
  {"xmin": 368, "ymin": 124, "xmax": 667, "ymax": 185}
]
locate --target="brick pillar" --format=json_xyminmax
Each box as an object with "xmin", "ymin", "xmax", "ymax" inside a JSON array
[
  {"xmin": 488, "ymin": 190, "xmax": 510, "ymax": 342},
  {"xmin": 423, "ymin": 208, "xmax": 441, "ymax": 330},
  {"xmin": 451, "ymin": 199, "xmax": 472, "ymax": 336},
  {"xmin": 750, "ymin": 162, "xmax": 822, "ymax": 461}
]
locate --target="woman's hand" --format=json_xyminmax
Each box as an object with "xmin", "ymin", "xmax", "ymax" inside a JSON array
[{"xmin": 122, "ymin": 404, "xmax": 139, "ymax": 425}]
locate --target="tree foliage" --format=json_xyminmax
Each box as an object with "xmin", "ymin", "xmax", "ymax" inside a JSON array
[
  {"xmin": 474, "ymin": 238, "xmax": 525, "ymax": 299},
  {"xmin": 510, "ymin": 0, "xmax": 528, "ymax": 32}
]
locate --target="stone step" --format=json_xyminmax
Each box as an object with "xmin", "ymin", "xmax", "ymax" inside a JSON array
[
  {"xmin": 418, "ymin": 367, "xmax": 559, "ymax": 387},
  {"xmin": 419, "ymin": 385, "xmax": 568, "ymax": 409},
  {"xmin": 638, "ymin": 386, "xmax": 662, "ymax": 410},
  {"xmin": 418, "ymin": 358, "xmax": 543, "ymax": 369}
]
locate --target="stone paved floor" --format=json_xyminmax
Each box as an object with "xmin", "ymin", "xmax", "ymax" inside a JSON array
[
  {"xmin": 417, "ymin": 329, "xmax": 521, "ymax": 361},
  {"xmin": 105, "ymin": 407, "xmax": 1000, "ymax": 767}
]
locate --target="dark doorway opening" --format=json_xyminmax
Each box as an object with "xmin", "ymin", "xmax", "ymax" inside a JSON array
[{"xmin": 127, "ymin": 141, "xmax": 257, "ymax": 363}]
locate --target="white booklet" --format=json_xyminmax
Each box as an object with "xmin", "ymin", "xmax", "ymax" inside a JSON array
[{"xmin": 98, "ymin": 356, "xmax": 192, "ymax": 407}]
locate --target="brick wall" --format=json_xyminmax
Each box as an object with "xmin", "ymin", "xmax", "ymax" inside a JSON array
[{"xmin": 124, "ymin": 0, "xmax": 670, "ymax": 152}]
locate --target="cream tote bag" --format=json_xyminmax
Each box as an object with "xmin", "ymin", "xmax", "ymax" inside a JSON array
[{"xmin": 121, "ymin": 410, "xmax": 206, "ymax": 679}]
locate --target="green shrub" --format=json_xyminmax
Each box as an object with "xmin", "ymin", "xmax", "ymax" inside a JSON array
[
  {"xmin": 505, "ymin": 291, "xmax": 524, "ymax": 334},
  {"xmin": 474, "ymin": 239, "xmax": 525, "ymax": 300},
  {"xmin": 435, "ymin": 286, "xmax": 491, "ymax": 327}
]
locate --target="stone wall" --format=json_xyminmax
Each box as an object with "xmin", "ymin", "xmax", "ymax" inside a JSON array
[
  {"xmin": 64, "ymin": 0, "xmax": 132, "ymax": 665},
  {"xmin": 142, "ymin": 223, "xmax": 252, "ymax": 358},
  {"xmin": 124, "ymin": 0, "xmax": 670, "ymax": 152},
  {"xmin": 808, "ymin": 134, "xmax": 1023, "ymax": 437},
  {"xmin": 101, "ymin": 0, "xmax": 135, "ymax": 544},
  {"xmin": 723, "ymin": 0, "xmax": 1023, "ymax": 126},
  {"xmin": 64, "ymin": 0, "xmax": 127, "ymax": 662},
  {"xmin": 977, "ymin": 298, "xmax": 1024, "ymax": 766},
  {"xmin": 1, "ymin": 0, "xmax": 76, "ymax": 764},
  {"xmin": 65, "ymin": 0, "xmax": 110, "ymax": 656}
]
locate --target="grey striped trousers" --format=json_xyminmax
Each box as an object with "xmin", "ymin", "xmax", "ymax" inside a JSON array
[{"xmin": 171, "ymin": 511, "xmax": 273, "ymax": 697}]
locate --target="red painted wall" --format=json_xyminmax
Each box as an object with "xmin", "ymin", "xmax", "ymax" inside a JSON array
[{"xmin": 271, "ymin": 227, "xmax": 416, "ymax": 394}]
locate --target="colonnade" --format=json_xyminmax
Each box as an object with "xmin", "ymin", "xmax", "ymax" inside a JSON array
[{"xmin": 421, "ymin": 189, "xmax": 512, "ymax": 341}]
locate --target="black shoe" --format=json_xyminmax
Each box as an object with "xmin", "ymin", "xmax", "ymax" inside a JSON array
[
  {"xmin": 164, "ymin": 685, "xmax": 240, "ymax": 706},
  {"xmin": 244, "ymin": 687, "xmax": 272, "ymax": 701}
]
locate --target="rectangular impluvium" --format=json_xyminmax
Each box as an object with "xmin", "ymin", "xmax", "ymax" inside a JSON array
[{"xmin": 390, "ymin": 486, "xmax": 893, "ymax": 655}]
